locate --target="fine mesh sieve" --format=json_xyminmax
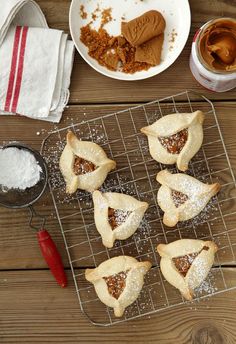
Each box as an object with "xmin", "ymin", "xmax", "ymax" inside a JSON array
[
  {"xmin": 0, "ymin": 143, "xmax": 47, "ymax": 209},
  {"xmin": 0, "ymin": 142, "xmax": 67, "ymax": 287}
]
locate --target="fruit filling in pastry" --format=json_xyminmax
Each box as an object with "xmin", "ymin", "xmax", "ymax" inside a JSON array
[
  {"xmin": 108, "ymin": 207, "xmax": 131, "ymax": 230},
  {"xmin": 171, "ymin": 190, "xmax": 189, "ymax": 208},
  {"xmin": 172, "ymin": 246, "xmax": 209, "ymax": 277},
  {"xmin": 156, "ymin": 170, "xmax": 221, "ymax": 227},
  {"xmin": 157, "ymin": 239, "xmax": 218, "ymax": 300},
  {"xmin": 141, "ymin": 110, "xmax": 205, "ymax": 171},
  {"xmin": 103, "ymin": 270, "xmax": 129, "ymax": 299},
  {"xmin": 73, "ymin": 156, "xmax": 96, "ymax": 175},
  {"xmin": 59, "ymin": 130, "xmax": 116, "ymax": 193},
  {"xmin": 85, "ymin": 256, "xmax": 151, "ymax": 317},
  {"xmin": 93, "ymin": 190, "xmax": 148, "ymax": 248},
  {"xmin": 158, "ymin": 128, "xmax": 188, "ymax": 154}
]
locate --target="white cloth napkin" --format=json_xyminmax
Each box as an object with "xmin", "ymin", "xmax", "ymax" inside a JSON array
[
  {"xmin": 0, "ymin": 0, "xmax": 75, "ymax": 122},
  {"xmin": 0, "ymin": 0, "xmax": 48, "ymax": 46}
]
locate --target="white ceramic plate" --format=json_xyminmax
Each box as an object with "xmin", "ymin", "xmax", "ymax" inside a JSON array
[{"xmin": 69, "ymin": 0, "xmax": 191, "ymax": 81}]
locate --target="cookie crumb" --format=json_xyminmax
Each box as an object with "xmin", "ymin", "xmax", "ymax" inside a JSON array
[
  {"xmin": 101, "ymin": 8, "xmax": 112, "ymax": 27},
  {"xmin": 169, "ymin": 28, "xmax": 178, "ymax": 43},
  {"xmin": 80, "ymin": 5, "xmax": 87, "ymax": 20},
  {"xmin": 80, "ymin": 25, "xmax": 151, "ymax": 73}
]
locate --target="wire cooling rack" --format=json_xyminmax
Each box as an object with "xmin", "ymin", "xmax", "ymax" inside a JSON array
[{"xmin": 41, "ymin": 90, "xmax": 236, "ymax": 326}]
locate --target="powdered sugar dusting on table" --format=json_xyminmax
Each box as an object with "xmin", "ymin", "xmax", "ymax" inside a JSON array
[
  {"xmin": 39, "ymin": 93, "xmax": 235, "ymax": 325},
  {"xmin": 42, "ymin": 118, "xmax": 220, "ymax": 240}
]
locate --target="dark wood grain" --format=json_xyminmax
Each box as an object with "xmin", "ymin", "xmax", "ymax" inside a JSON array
[
  {"xmin": 1, "ymin": 270, "xmax": 236, "ymax": 343},
  {"xmin": 33, "ymin": 0, "xmax": 236, "ymax": 104},
  {"xmin": 191, "ymin": 323, "xmax": 225, "ymax": 344},
  {"xmin": 0, "ymin": 102, "xmax": 235, "ymax": 269},
  {"xmin": 1, "ymin": 1, "xmax": 236, "ymax": 342}
]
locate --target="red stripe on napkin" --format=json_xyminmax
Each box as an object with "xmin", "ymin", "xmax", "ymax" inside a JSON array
[
  {"xmin": 11, "ymin": 27, "xmax": 29, "ymax": 113},
  {"xmin": 4, "ymin": 27, "xmax": 22, "ymax": 112}
]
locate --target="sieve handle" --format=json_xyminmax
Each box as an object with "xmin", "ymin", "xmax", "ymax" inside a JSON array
[{"xmin": 37, "ymin": 229, "xmax": 67, "ymax": 288}]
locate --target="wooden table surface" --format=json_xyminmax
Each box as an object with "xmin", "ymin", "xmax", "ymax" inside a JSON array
[{"xmin": 1, "ymin": 0, "xmax": 236, "ymax": 343}]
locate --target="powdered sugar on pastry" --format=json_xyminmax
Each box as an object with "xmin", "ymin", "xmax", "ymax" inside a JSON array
[
  {"xmin": 141, "ymin": 110, "xmax": 204, "ymax": 171},
  {"xmin": 59, "ymin": 130, "xmax": 116, "ymax": 194},
  {"xmin": 93, "ymin": 190, "xmax": 148, "ymax": 248},
  {"xmin": 85, "ymin": 256, "xmax": 151, "ymax": 317},
  {"xmin": 156, "ymin": 170, "xmax": 221, "ymax": 227},
  {"xmin": 157, "ymin": 239, "xmax": 218, "ymax": 300}
]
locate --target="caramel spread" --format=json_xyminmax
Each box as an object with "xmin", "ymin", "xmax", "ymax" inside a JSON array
[
  {"xmin": 108, "ymin": 207, "xmax": 131, "ymax": 230},
  {"xmin": 173, "ymin": 246, "xmax": 209, "ymax": 277},
  {"xmin": 73, "ymin": 156, "xmax": 96, "ymax": 175},
  {"xmin": 135, "ymin": 33, "xmax": 164, "ymax": 65},
  {"xmin": 121, "ymin": 10, "xmax": 166, "ymax": 47},
  {"xmin": 158, "ymin": 129, "xmax": 188, "ymax": 154},
  {"xmin": 103, "ymin": 270, "xmax": 129, "ymax": 299},
  {"xmin": 171, "ymin": 190, "xmax": 189, "ymax": 208},
  {"xmin": 199, "ymin": 19, "xmax": 236, "ymax": 71}
]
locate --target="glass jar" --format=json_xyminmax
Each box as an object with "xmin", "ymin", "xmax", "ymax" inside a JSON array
[{"xmin": 190, "ymin": 18, "xmax": 236, "ymax": 92}]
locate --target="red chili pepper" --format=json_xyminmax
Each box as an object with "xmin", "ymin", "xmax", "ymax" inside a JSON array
[{"xmin": 37, "ymin": 229, "xmax": 67, "ymax": 287}]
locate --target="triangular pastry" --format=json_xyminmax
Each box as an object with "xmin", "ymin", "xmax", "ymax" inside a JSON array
[
  {"xmin": 59, "ymin": 130, "xmax": 116, "ymax": 194},
  {"xmin": 85, "ymin": 256, "xmax": 152, "ymax": 317},
  {"xmin": 93, "ymin": 190, "xmax": 148, "ymax": 248},
  {"xmin": 156, "ymin": 170, "xmax": 221, "ymax": 227},
  {"xmin": 141, "ymin": 110, "xmax": 204, "ymax": 171},
  {"xmin": 157, "ymin": 239, "xmax": 218, "ymax": 300}
]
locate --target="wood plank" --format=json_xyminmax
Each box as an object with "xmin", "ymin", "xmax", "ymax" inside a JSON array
[
  {"xmin": 34, "ymin": 0, "xmax": 236, "ymax": 104},
  {"xmin": 0, "ymin": 269, "xmax": 236, "ymax": 343},
  {"xmin": 0, "ymin": 102, "xmax": 235, "ymax": 269},
  {"xmin": 1, "ymin": 1, "xmax": 235, "ymax": 342}
]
